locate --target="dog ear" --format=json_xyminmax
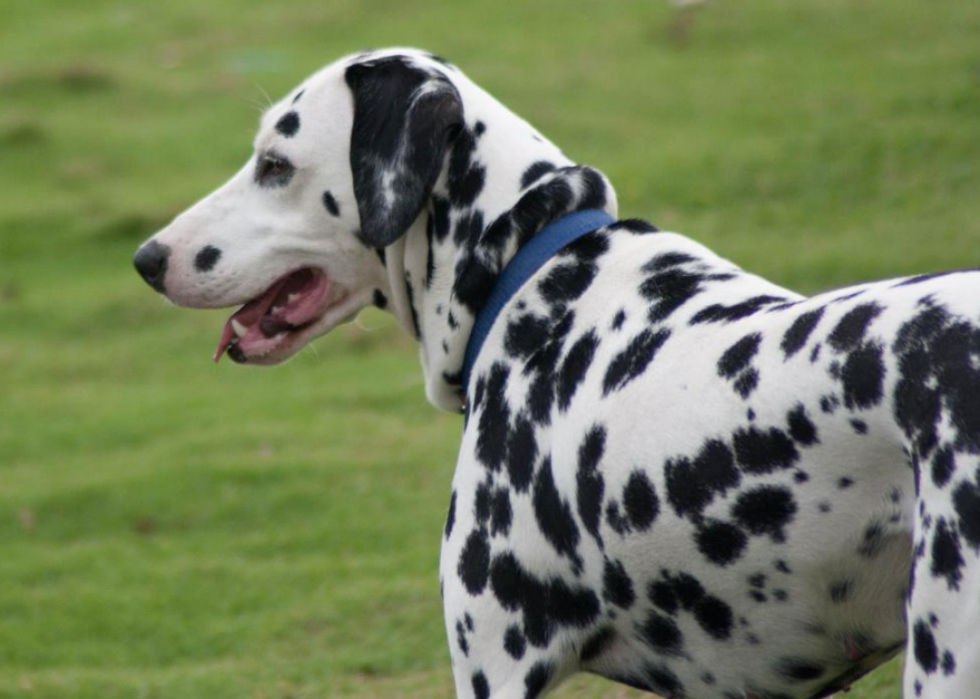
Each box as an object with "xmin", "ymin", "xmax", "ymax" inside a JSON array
[{"xmin": 345, "ymin": 57, "xmax": 463, "ymax": 248}]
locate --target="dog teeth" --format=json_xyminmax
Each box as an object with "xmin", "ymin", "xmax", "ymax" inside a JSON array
[
  {"xmin": 271, "ymin": 305, "xmax": 283, "ymax": 314},
  {"xmin": 231, "ymin": 319, "xmax": 248, "ymax": 338},
  {"xmin": 287, "ymin": 293, "xmax": 300, "ymax": 304}
]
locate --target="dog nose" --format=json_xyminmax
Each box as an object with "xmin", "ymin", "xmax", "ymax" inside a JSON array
[{"xmin": 133, "ymin": 240, "xmax": 171, "ymax": 293}]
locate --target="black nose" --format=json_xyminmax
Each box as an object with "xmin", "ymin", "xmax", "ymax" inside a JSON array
[{"xmin": 133, "ymin": 240, "xmax": 171, "ymax": 293}]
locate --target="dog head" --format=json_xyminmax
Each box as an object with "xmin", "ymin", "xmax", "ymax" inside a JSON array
[
  {"xmin": 135, "ymin": 48, "xmax": 616, "ymax": 409},
  {"xmin": 135, "ymin": 49, "xmax": 469, "ymax": 362}
]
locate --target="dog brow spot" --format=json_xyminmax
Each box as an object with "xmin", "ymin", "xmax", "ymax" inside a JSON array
[
  {"xmin": 322, "ymin": 190, "xmax": 340, "ymax": 217},
  {"xmin": 194, "ymin": 245, "xmax": 221, "ymax": 272},
  {"xmin": 275, "ymin": 111, "xmax": 300, "ymax": 137}
]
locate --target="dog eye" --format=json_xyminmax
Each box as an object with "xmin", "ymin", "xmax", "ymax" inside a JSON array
[{"xmin": 255, "ymin": 153, "xmax": 295, "ymax": 187}]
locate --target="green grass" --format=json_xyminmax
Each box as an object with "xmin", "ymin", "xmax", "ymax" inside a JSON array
[{"xmin": 2, "ymin": 0, "xmax": 978, "ymax": 696}]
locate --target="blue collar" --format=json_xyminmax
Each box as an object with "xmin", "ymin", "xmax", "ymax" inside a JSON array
[{"xmin": 461, "ymin": 208, "xmax": 615, "ymax": 396}]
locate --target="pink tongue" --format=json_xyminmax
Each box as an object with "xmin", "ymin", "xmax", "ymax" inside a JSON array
[{"xmin": 213, "ymin": 269, "xmax": 331, "ymax": 361}]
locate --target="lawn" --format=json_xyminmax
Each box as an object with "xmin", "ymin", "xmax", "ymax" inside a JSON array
[{"xmin": 1, "ymin": 0, "xmax": 978, "ymax": 697}]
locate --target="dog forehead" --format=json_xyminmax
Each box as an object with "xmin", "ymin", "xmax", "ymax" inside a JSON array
[{"xmin": 253, "ymin": 66, "xmax": 353, "ymax": 154}]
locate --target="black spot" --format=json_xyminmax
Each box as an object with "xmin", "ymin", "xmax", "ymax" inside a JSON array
[
  {"xmin": 640, "ymin": 267, "xmax": 705, "ymax": 323},
  {"xmin": 642, "ymin": 252, "xmax": 696, "ymax": 272},
  {"xmin": 838, "ymin": 477, "xmax": 854, "ymax": 489},
  {"xmin": 524, "ymin": 661, "xmax": 553, "ymax": 699},
  {"xmin": 404, "ymin": 272, "xmax": 421, "ymax": 338},
  {"xmin": 696, "ymin": 519, "xmax": 748, "ymax": 566},
  {"xmin": 456, "ymin": 620, "xmax": 469, "ymax": 656},
  {"xmin": 458, "ymin": 529, "xmax": 490, "ymax": 595},
  {"xmin": 605, "ymin": 501, "xmax": 627, "ymax": 535},
  {"xmin": 445, "ymin": 490, "xmax": 456, "ymax": 539},
  {"xmin": 820, "ymin": 394, "xmax": 839, "ymax": 414},
  {"xmin": 504, "ymin": 625, "xmax": 526, "ymax": 659},
  {"xmin": 603, "ymin": 559, "xmax": 635, "ymax": 608},
  {"xmin": 941, "ymin": 650, "xmax": 956, "ymax": 676},
  {"xmin": 776, "ymin": 658, "xmax": 826, "ymax": 682},
  {"xmin": 291, "ymin": 89, "xmax": 305, "ymax": 104},
  {"xmin": 476, "ymin": 364, "xmax": 510, "ymax": 472},
  {"xmin": 580, "ymin": 627, "xmax": 615, "ymax": 662},
  {"xmin": 913, "ymin": 619, "xmax": 939, "ymax": 674},
  {"xmin": 850, "ymin": 419, "xmax": 868, "ymax": 434},
  {"xmin": 665, "ymin": 439, "xmax": 740, "ymax": 520},
  {"xmin": 521, "ymin": 160, "xmax": 556, "ymax": 189},
  {"xmin": 322, "ymin": 190, "xmax": 340, "ymax": 216},
  {"xmin": 447, "ymin": 126, "xmax": 486, "ymax": 207},
  {"xmin": 475, "ymin": 482, "xmax": 492, "ymax": 525},
  {"xmin": 782, "ymin": 308, "xmax": 825, "ymax": 358},
  {"xmin": 505, "ymin": 413, "xmax": 537, "ymax": 493},
  {"xmin": 733, "ymin": 369, "xmax": 760, "ymax": 399},
  {"xmin": 718, "ymin": 333, "xmax": 762, "ymax": 378},
  {"xmin": 953, "ymin": 479, "xmax": 980, "ymax": 550},
  {"xmin": 373, "ymin": 289, "xmax": 388, "ymax": 309},
  {"xmin": 690, "ymin": 295, "xmax": 786, "ymax": 325},
  {"xmin": 539, "ymin": 262, "xmax": 597, "ymax": 309},
  {"xmin": 623, "ymin": 470, "xmax": 660, "ymax": 531},
  {"xmin": 275, "ymin": 110, "xmax": 300, "ymax": 137},
  {"xmin": 858, "ymin": 521, "xmax": 887, "ymax": 558},
  {"xmin": 491, "ymin": 488, "xmax": 513, "ymax": 536},
  {"xmin": 558, "ymin": 330, "xmax": 599, "ymax": 411},
  {"xmin": 841, "ymin": 342, "xmax": 886, "ymax": 409},
  {"xmin": 505, "ymin": 314, "xmax": 551, "ymax": 361},
  {"xmin": 648, "ymin": 580, "xmax": 679, "ymax": 615},
  {"xmin": 602, "ymin": 328, "xmax": 671, "ymax": 395},
  {"xmin": 694, "ymin": 594, "xmax": 733, "ymax": 640},
  {"xmin": 619, "ymin": 218, "xmax": 660, "ymax": 234},
  {"xmin": 829, "ymin": 579, "xmax": 852, "ymax": 603},
  {"xmin": 611, "ymin": 309, "xmax": 627, "ymax": 330},
  {"xmin": 577, "ymin": 425, "xmax": 606, "ymax": 543},
  {"xmin": 731, "ymin": 486, "xmax": 797, "ymax": 542},
  {"xmin": 472, "ymin": 671, "xmax": 490, "ymax": 699},
  {"xmin": 640, "ymin": 611, "xmax": 683, "ymax": 655},
  {"xmin": 563, "ymin": 230, "xmax": 610, "ymax": 263},
  {"xmin": 645, "ymin": 663, "xmax": 684, "ymax": 697},
  {"xmin": 931, "ymin": 447, "xmax": 954, "ymax": 488},
  {"xmin": 489, "ymin": 552, "xmax": 600, "ymax": 647},
  {"xmin": 828, "ymin": 303, "xmax": 883, "ymax": 352},
  {"xmin": 533, "ymin": 458, "xmax": 582, "ymax": 570},
  {"xmin": 733, "ymin": 426, "xmax": 799, "ymax": 474},
  {"xmin": 931, "ymin": 517, "xmax": 964, "ymax": 589},
  {"xmin": 787, "ymin": 404, "xmax": 819, "ymax": 446},
  {"xmin": 194, "ymin": 245, "xmax": 221, "ymax": 272},
  {"xmin": 670, "ymin": 573, "xmax": 705, "ymax": 609}
]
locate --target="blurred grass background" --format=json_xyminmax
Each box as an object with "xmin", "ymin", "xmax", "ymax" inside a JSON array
[{"xmin": 1, "ymin": 0, "xmax": 979, "ymax": 697}]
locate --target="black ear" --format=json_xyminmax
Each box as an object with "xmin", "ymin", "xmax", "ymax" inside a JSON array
[{"xmin": 345, "ymin": 57, "xmax": 464, "ymax": 248}]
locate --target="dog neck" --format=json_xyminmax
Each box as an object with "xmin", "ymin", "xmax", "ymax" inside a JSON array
[{"xmin": 384, "ymin": 75, "xmax": 618, "ymax": 411}]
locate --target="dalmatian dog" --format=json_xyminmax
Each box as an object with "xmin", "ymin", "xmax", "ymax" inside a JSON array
[{"xmin": 134, "ymin": 48, "xmax": 980, "ymax": 699}]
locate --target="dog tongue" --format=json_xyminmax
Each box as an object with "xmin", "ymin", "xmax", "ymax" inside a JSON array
[{"xmin": 213, "ymin": 268, "xmax": 330, "ymax": 361}]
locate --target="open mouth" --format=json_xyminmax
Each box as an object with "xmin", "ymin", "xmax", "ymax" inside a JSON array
[{"xmin": 213, "ymin": 267, "xmax": 346, "ymax": 363}]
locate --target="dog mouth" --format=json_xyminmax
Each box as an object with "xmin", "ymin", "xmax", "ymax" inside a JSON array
[{"xmin": 213, "ymin": 267, "xmax": 346, "ymax": 363}]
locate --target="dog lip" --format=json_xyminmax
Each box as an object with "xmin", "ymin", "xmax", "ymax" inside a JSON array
[{"xmin": 213, "ymin": 267, "xmax": 341, "ymax": 362}]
